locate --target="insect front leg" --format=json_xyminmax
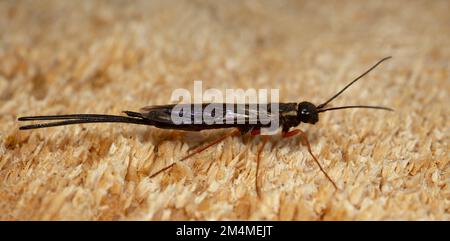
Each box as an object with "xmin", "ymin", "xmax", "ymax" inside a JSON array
[
  {"xmin": 282, "ymin": 128, "xmax": 339, "ymax": 190},
  {"xmin": 282, "ymin": 129, "xmax": 301, "ymax": 138}
]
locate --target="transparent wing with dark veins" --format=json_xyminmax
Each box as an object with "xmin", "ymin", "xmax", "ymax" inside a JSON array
[{"xmin": 138, "ymin": 103, "xmax": 273, "ymax": 126}]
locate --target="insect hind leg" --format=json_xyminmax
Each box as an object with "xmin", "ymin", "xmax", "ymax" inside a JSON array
[{"xmin": 149, "ymin": 129, "xmax": 241, "ymax": 178}]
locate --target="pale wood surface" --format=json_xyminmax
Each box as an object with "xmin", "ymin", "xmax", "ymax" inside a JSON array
[{"xmin": 0, "ymin": 0, "xmax": 448, "ymax": 220}]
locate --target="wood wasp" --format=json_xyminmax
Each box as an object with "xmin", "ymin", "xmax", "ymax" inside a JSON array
[{"xmin": 18, "ymin": 57, "xmax": 393, "ymax": 195}]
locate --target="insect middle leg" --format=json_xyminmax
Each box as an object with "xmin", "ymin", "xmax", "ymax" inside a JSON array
[
  {"xmin": 282, "ymin": 129, "xmax": 339, "ymax": 190},
  {"xmin": 255, "ymin": 134, "xmax": 268, "ymax": 199},
  {"xmin": 149, "ymin": 129, "xmax": 241, "ymax": 178}
]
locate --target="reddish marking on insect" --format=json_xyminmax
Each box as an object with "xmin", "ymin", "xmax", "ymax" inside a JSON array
[{"xmin": 251, "ymin": 129, "xmax": 261, "ymax": 136}]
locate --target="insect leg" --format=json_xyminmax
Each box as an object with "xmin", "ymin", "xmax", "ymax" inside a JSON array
[
  {"xmin": 281, "ymin": 129, "xmax": 300, "ymax": 138},
  {"xmin": 255, "ymin": 135, "xmax": 268, "ymax": 199},
  {"xmin": 149, "ymin": 129, "xmax": 241, "ymax": 178},
  {"xmin": 250, "ymin": 129, "xmax": 261, "ymax": 136},
  {"xmin": 282, "ymin": 129, "xmax": 339, "ymax": 190}
]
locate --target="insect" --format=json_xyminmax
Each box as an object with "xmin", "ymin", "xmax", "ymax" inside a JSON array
[{"xmin": 18, "ymin": 57, "xmax": 393, "ymax": 195}]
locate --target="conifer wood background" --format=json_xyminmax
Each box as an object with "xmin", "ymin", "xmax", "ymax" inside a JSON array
[{"xmin": 0, "ymin": 0, "xmax": 448, "ymax": 220}]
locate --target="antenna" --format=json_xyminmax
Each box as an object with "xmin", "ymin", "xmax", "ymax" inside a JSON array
[
  {"xmin": 317, "ymin": 56, "xmax": 392, "ymax": 109},
  {"xmin": 318, "ymin": 105, "xmax": 393, "ymax": 113}
]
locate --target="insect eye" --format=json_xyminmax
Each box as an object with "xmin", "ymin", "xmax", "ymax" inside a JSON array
[{"xmin": 301, "ymin": 109, "xmax": 310, "ymax": 115}]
